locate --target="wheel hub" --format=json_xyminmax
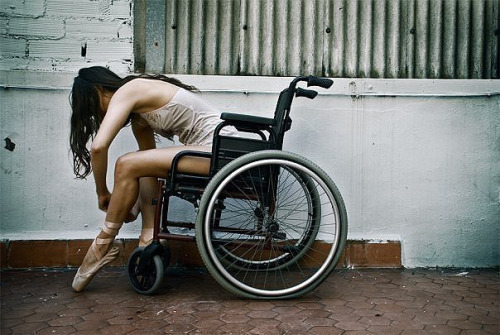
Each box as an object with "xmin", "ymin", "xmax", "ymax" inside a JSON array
[{"xmin": 268, "ymin": 221, "xmax": 279, "ymax": 233}]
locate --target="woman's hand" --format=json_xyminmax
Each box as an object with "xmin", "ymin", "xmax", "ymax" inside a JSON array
[{"xmin": 97, "ymin": 191, "xmax": 112, "ymax": 212}]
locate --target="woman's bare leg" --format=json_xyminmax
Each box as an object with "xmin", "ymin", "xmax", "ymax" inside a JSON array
[
  {"xmin": 136, "ymin": 176, "xmax": 157, "ymax": 246},
  {"xmin": 73, "ymin": 146, "xmax": 211, "ymax": 291},
  {"xmin": 106, "ymin": 146, "xmax": 211, "ymax": 221},
  {"xmin": 95, "ymin": 145, "xmax": 211, "ymax": 253},
  {"xmin": 122, "ymin": 176, "xmax": 158, "ymax": 243}
]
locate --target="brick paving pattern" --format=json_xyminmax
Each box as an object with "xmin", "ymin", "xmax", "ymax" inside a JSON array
[{"xmin": 1, "ymin": 268, "xmax": 498, "ymax": 334}]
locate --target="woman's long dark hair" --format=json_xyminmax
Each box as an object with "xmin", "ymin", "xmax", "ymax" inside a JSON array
[{"xmin": 69, "ymin": 66, "xmax": 197, "ymax": 179}]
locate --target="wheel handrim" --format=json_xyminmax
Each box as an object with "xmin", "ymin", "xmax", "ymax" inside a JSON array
[{"xmin": 203, "ymin": 158, "xmax": 342, "ymax": 297}]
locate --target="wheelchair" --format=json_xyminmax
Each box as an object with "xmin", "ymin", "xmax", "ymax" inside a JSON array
[{"xmin": 127, "ymin": 76, "xmax": 348, "ymax": 299}]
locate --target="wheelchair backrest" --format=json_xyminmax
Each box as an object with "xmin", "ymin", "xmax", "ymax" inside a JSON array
[
  {"xmin": 209, "ymin": 88, "xmax": 293, "ymax": 175},
  {"xmin": 210, "ymin": 76, "xmax": 332, "ymax": 175},
  {"xmin": 271, "ymin": 88, "xmax": 294, "ymax": 149}
]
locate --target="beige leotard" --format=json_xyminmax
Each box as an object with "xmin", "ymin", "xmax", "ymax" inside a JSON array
[{"xmin": 139, "ymin": 88, "xmax": 233, "ymax": 146}]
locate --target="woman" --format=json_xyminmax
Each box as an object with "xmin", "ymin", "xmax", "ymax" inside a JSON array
[{"xmin": 70, "ymin": 66, "xmax": 233, "ymax": 292}]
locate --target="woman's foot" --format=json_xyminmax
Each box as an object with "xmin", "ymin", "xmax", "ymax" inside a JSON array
[
  {"xmin": 138, "ymin": 228, "xmax": 168, "ymax": 249},
  {"xmin": 138, "ymin": 228, "xmax": 154, "ymax": 247},
  {"xmin": 72, "ymin": 221, "xmax": 122, "ymax": 292},
  {"xmin": 72, "ymin": 242, "xmax": 119, "ymax": 292}
]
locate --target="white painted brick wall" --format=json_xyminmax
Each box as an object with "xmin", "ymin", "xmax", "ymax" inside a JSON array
[
  {"xmin": 86, "ymin": 40, "xmax": 133, "ymax": 61},
  {"xmin": 0, "ymin": 38, "xmax": 26, "ymax": 57},
  {"xmin": 45, "ymin": 0, "xmax": 130, "ymax": 20},
  {"xmin": 0, "ymin": 17, "xmax": 8, "ymax": 35},
  {"xmin": 45, "ymin": 0, "xmax": 100, "ymax": 18},
  {"xmin": 0, "ymin": 0, "xmax": 133, "ymax": 73},
  {"xmin": 0, "ymin": 0, "xmax": 45, "ymax": 17},
  {"xmin": 9, "ymin": 17, "xmax": 64, "ymax": 39},
  {"xmin": 109, "ymin": 1, "xmax": 132, "ymax": 19},
  {"xmin": 29, "ymin": 40, "xmax": 83, "ymax": 59},
  {"xmin": 66, "ymin": 19, "xmax": 132, "ymax": 39}
]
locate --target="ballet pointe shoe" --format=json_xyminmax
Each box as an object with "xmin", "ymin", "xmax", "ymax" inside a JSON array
[
  {"xmin": 138, "ymin": 228, "xmax": 167, "ymax": 248},
  {"xmin": 72, "ymin": 243, "xmax": 119, "ymax": 292},
  {"xmin": 72, "ymin": 221, "xmax": 122, "ymax": 292},
  {"xmin": 138, "ymin": 228, "xmax": 154, "ymax": 247}
]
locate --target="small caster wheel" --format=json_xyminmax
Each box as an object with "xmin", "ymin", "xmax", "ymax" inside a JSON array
[{"xmin": 128, "ymin": 247, "xmax": 164, "ymax": 295}]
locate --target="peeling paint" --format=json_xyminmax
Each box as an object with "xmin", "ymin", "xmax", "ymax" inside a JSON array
[{"xmin": 4, "ymin": 137, "xmax": 15, "ymax": 151}]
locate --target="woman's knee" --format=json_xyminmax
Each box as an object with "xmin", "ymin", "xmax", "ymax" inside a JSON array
[
  {"xmin": 114, "ymin": 148, "xmax": 175, "ymax": 181},
  {"xmin": 114, "ymin": 152, "xmax": 140, "ymax": 180}
]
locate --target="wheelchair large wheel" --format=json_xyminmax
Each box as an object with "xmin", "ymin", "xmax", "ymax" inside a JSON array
[
  {"xmin": 214, "ymin": 165, "xmax": 321, "ymax": 271},
  {"xmin": 127, "ymin": 247, "xmax": 164, "ymax": 295},
  {"xmin": 195, "ymin": 150, "xmax": 347, "ymax": 299}
]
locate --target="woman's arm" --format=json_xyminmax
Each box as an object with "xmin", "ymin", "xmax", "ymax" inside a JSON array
[
  {"xmin": 90, "ymin": 79, "xmax": 175, "ymax": 211},
  {"xmin": 91, "ymin": 147, "xmax": 111, "ymax": 211},
  {"xmin": 90, "ymin": 87, "xmax": 138, "ymax": 210},
  {"xmin": 131, "ymin": 116, "xmax": 156, "ymax": 151}
]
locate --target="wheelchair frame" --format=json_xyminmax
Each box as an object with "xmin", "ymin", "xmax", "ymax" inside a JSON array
[{"xmin": 127, "ymin": 76, "xmax": 348, "ymax": 299}]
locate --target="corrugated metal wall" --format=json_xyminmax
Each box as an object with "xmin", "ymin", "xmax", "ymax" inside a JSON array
[{"xmin": 135, "ymin": 0, "xmax": 499, "ymax": 79}]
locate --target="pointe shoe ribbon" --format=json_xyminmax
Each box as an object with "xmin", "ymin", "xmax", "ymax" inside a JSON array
[{"xmin": 125, "ymin": 199, "xmax": 140, "ymax": 223}]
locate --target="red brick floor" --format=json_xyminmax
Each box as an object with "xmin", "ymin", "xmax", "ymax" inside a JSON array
[{"xmin": 1, "ymin": 267, "xmax": 498, "ymax": 334}]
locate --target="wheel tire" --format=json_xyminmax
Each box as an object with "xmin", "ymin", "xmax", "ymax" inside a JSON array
[
  {"xmin": 196, "ymin": 150, "xmax": 348, "ymax": 299},
  {"xmin": 127, "ymin": 247, "xmax": 164, "ymax": 295}
]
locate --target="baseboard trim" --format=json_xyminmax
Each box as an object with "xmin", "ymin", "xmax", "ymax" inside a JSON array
[{"xmin": 0, "ymin": 239, "xmax": 401, "ymax": 269}]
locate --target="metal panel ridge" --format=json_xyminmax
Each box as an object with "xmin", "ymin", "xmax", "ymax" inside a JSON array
[{"xmin": 143, "ymin": 0, "xmax": 499, "ymax": 78}]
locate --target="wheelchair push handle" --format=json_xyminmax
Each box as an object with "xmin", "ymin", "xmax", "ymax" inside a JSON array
[
  {"xmin": 291, "ymin": 75, "xmax": 332, "ymax": 89},
  {"xmin": 290, "ymin": 75, "xmax": 333, "ymax": 100},
  {"xmin": 307, "ymin": 75, "xmax": 333, "ymax": 89},
  {"xmin": 295, "ymin": 87, "xmax": 318, "ymax": 99}
]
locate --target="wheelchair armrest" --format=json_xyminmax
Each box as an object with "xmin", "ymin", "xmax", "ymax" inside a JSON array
[
  {"xmin": 221, "ymin": 112, "xmax": 274, "ymax": 127},
  {"xmin": 170, "ymin": 150, "xmax": 212, "ymax": 182}
]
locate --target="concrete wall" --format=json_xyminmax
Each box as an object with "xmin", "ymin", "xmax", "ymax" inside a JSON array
[
  {"xmin": 1, "ymin": 0, "xmax": 499, "ymax": 268},
  {"xmin": 1, "ymin": 72, "xmax": 499, "ymax": 268}
]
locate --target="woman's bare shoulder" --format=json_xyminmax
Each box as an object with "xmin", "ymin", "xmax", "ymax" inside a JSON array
[
  {"xmin": 114, "ymin": 78, "xmax": 179, "ymax": 113},
  {"xmin": 117, "ymin": 78, "xmax": 176, "ymax": 96}
]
